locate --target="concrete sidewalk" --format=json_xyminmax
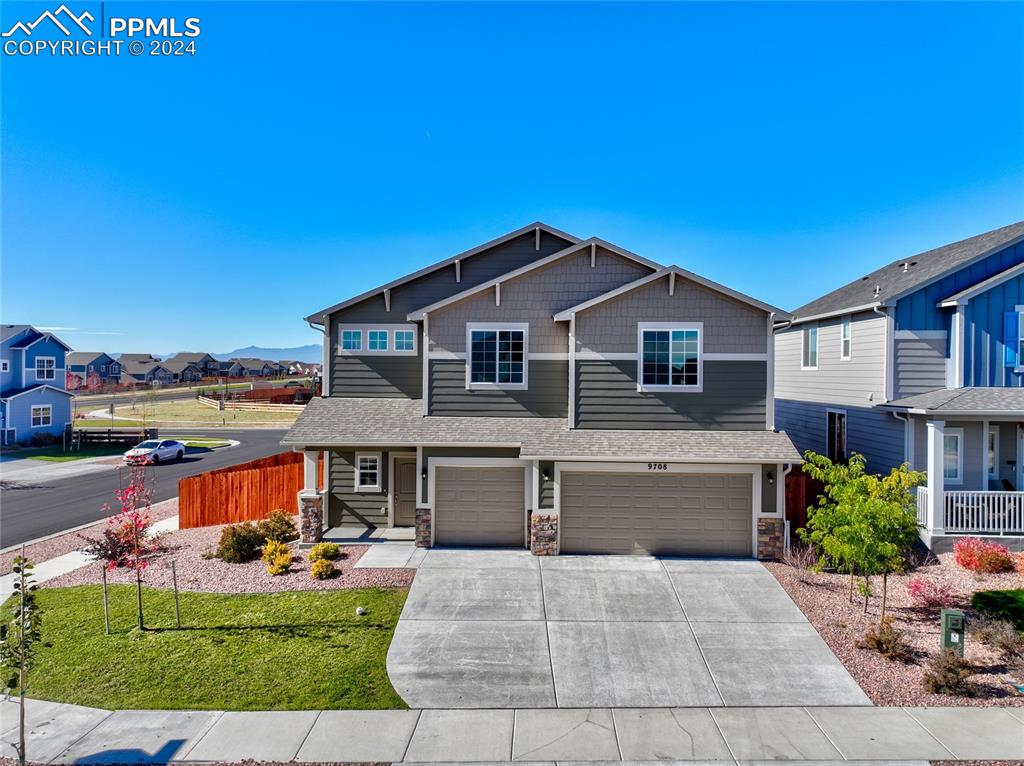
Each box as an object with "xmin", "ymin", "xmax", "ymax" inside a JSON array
[
  {"xmin": 1, "ymin": 700, "xmax": 1020, "ymax": 764},
  {"xmin": 0, "ymin": 453, "xmax": 120, "ymax": 484}
]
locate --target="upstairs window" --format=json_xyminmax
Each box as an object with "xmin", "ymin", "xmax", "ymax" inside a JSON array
[
  {"xmin": 341, "ymin": 330, "xmax": 362, "ymax": 351},
  {"xmin": 639, "ymin": 326, "xmax": 701, "ymax": 389},
  {"xmin": 35, "ymin": 357, "xmax": 55, "ymax": 380},
  {"xmin": 368, "ymin": 330, "xmax": 389, "ymax": 351},
  {"xmin": 802, "ymin": 325, "xmax": 818, "ymax": 369},
  {"xmin": 840, "ymin": 316, "xmax": 852, "ymax": 360},
  {"xmin": 394, "ymin": 330, "xmax": 415, "ymax": 351},
  {"xmin": 469, "ymin": 327, "xmax": 526, "ymax": 387},
  {"xmin": 354, "ymin": 452, "xmax": 381, "ymax": 492}
]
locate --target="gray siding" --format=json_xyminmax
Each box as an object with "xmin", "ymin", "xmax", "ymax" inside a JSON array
[
  {"xmin": 761, "ymin": 464, "xmax": 778, "ymax": 514},
  {"xmin": 774, "ymin": 311, "xmax": 887, "ymax": 407},
  {"xmin": 421, "ymin": 446, "xmax": 522, "ymax": 503},
  {"xmin": 893, "ymin": 332, "xmax": 947, "ymax": 399},
  {"xmin": 775, "ymin": 399, "xmax": 905, "ymax": 475},
  {"xmin": 539, "ymin": 461, "xmax": 555, "ymax": 509},
  {"xmin": 575, "ymin": 360, "xmax": 766, "ymax": 430},
  {"xmin": 909, "ymin": 418, "xmax": 1000, "ymax": 492},
  {"xmin": 574, "ymin": 276, "xmax": 768, "ymax": 355},
  {"xmin": 331, "ymin": 354, "xmax": 422, "ymax": 399},
  {"xmin": 328, "ymin": 448, "xmax": 403, "ymax": 527},
  {"xmin": 428, "ymin": 359, "xmax": 568, "ymax": 417},
  {"xmin": 429, "ymin": 248, "xmax": 652, "ymax": 353}
]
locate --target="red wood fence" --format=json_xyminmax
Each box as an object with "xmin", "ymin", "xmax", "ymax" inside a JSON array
[
  {"xmin": 178, "ymin": 451, "xmax": 323, "ymax": 529},
  {"xmin": 784, "ymin": 469, "xmax": 825, "ymax": 540}
]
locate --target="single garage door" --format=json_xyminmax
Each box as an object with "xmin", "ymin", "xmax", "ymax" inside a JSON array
[
  {"xmin": 434, "ymin": 466, "xmax": 525, "ymax": 547},
  {"xmin": 560, "ymin": 471, "xmax": 753, "ymax": 556}
]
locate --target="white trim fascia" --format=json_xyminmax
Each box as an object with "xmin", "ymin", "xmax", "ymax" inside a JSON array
[
  {"xmin": 784, "ymin": 302, "xmax": 883, "ymax": 327},
  {"xmin": 353, "ymin": 451, "xmax": 383, "ymax": 493},
  {"xmin": 337, "ymin": 323, "xmax": 418, "ymax": 356},
  {"xmin": 938, "ymin": 260, "xmax": 1024, "ymax": 307},
  {"xmin": 15, "ymin": 332, "xmax": 72, "ymax": 352},
  {"xmin": 464, "ymin": 322, "xmax": 529, "ymax": 391},
  {"xmin": 406, "ymin": 237, "xmax": 662, "ymax": 320},
  {"xmin": 553, "ymin": 265, "xmax": 788, "ymax": 322},
  {"xmin": 951, "ymin": 306, "xmax": 966, "ymax": 389},
  {"xmin": 636, "ymin": 322, "xmax": 703, "ymax": 393},
  {"xmin": 306, "ymin": 221, "xmax": 581, "ymax": 323},
  {"xmin": 282, "ymin": 439, "xmax": 526, "ymax": 449}
]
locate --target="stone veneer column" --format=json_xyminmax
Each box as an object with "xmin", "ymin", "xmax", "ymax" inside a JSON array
[
  {"xmin": 415, "ymin": 507, "xmax": 432, "ymax": 548},
  {"xmin": 297, "ymin": 491, "xmax": 324, "ymax": 544},
  {"xmin": 530, "ymin": 513, "xmax": 558, "ymax": 556},
  {"xmin": 756, "ymin": 517, "xmax": 784, "ymax": 560}
]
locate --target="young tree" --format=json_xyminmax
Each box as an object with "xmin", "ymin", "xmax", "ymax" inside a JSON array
[{"xmin": 0, "ymin": 553, "xmax": 43, "ymax": 766}]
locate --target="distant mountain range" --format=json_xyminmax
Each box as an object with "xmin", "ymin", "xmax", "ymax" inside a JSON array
[{"xmin": 113, "ymin": 344, "xmax": 322, "ymax": 363}]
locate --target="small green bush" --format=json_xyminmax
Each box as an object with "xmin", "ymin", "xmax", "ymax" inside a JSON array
[
  {"xmin": 262, "ymin": 539, "xmax": 292, "ymax": 575},
  {"xmin": 922, "ymin": 649, "xmax": 976, "ymax": 696},
  {"xmin": 857, "ymin": 615, "xmax": 913, "ymax": 663},
  {"xmin": 309, "ymin": 542, "xmax": 341, "ymax": 562},
  {"xmin": 310, "ymin": 558, "xmax": 335, "ymax": 580},
  {"xmin": 258, "ymin": 509, "xmax": 298, "ymax": 543},
  {"xmin": 215, "ymin": 522, "xmax": 265, "ymax": 563}
]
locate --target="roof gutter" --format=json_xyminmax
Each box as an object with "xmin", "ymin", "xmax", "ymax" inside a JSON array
[{"xmin": 786, "ymin": 301, "xmax": 883, "ymax": 327}]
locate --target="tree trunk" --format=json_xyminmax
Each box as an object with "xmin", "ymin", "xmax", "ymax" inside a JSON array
[
  {"xmin": 848, "ymin": 566, "xmax": 856, "ymax": 604},
  {"xmin": 863, "ymin": 576, "xmax": 870, "ymax": 614},
  {"xmin": 102, "ymin": 567, "xmax": 110, "ymax": 635},
  {"xmin": 881, "ymin": 572, "xmax": 888, "ymax": 623},
  {"xmin": 135, "ymin": 567, "xmax": 144, "ymax": 631}
]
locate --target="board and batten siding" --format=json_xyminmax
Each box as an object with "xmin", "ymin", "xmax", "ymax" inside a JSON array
[
  {"xmin": 428, "ymin": 359, "xmax": 567, "ymax": 417},
  {"xmin": 774, "ymin": 311, "xmax": 886, "ymax": 407},
  {"xmin": 574, "ymin": 359, "xmax": 766, "ymax": 430},
  {"xmin": 328, "ymin": 448, "xmax": 405, "ymax": 527},
  {"xmin": 428, "ymin": 248, "xmax": 653, "ymax": 354},
  {"xmin": 330, "ymin": 353, "xmax": 422, "ymax": 399},
  {"xmin": 893, "ymin": 332, "xmax": 947, "ymax": 399},
  {"xmin": 963, "ymin": 270, "xmax": 1024, "ymax": 388}
]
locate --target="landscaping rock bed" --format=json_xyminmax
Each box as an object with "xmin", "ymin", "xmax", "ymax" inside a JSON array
[
  {"xmin": 766, "ymin": 551, "xmax": 1023, "ymax": 707},
  {"xmin": 43, "ymin": 522, "xmax": 414, "ymax": 593}
]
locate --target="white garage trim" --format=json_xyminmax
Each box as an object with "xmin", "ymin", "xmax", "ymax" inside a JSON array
[
  {"xmin": 554, "ymin": 461, "xmax": 762, "ymax": 556},
  {"xmin": 428, "ymin": 457, "xmax": 533, "ymax": 547}
]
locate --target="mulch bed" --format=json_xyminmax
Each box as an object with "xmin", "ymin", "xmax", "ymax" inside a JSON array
[
  {"xmin": 43, "ymin": 521, "xmax": 415, "ymax": 593},
  {"xmin": 765, "ymin": 550, "xmax": 1023, "ymax": 707}
]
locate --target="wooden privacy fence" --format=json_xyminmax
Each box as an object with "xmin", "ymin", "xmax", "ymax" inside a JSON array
[
  {"xmin": 784, "ymin": 469, "xmax": 825, "ymax": 541},
  {"xmin": 178, "ymin": 451, "xmax": 323, "ymax": 529}
]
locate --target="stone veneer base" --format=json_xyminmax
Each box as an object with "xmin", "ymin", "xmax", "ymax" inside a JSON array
[
  {"xmin": 415, "ymin": 507, "xmax": 432, "ymax": 548},
  {"xmin": 756, "ymin": 516, "xmax": 784, "ymax": 560},
  {"xmin": 530, "ymin": 512, "xmax": 558, "ymax": 556}
]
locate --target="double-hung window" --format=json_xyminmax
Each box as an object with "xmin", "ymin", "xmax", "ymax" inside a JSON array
[
  {"xmin": 31, "ymin": 405, "xmax": 51, "ymax": 428},
  {"xmin": 638, "ymin": 324, "xmax": 702, "ymax": 391},
  {"xmin": 826, "ymin": 410, "xmax": 847, "ymax": 463},
  {"xmin": 354, "ymin": 452, "xmax": 381, "ymax": 492},
  {"xmin": 802, "ymin": 325, "xmax": 818, "ymax": 369},
  {"xmin": 943, "ymin": 428, "xmax": 963, "ymax": 484},
  {"xmin": 468, "ymin": 325, "xmax": 526, "ymax": 388},
  {"xmin": 35, "ymin": 357, "xmax": 55, "ymax": 381},
  {"xmin": 341, "ymin": 330, "xmax": 362, "ymax": 351},
  {"xmin": 368, "ymin": 330, "xmax": 389, "ymax": 351},
  {"xmin": 394, "ymin": 330, "xmax": 415, "ymax": 351},
  {"xmin": 840, "ymin": 316, "xmax": 852, "ymax": 360}
]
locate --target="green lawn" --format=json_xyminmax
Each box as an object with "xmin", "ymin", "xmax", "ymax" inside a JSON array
[
  {"xmin": 972, "ymin": 588, "xmax": 1024, "ymax": 630},
  {"xmin": 177, "ymin": 438, "xmax": 231, "ymax": 448},
  {"xmin": 21, "ymin": 444, "xmax": 126, "ymax": 462},
  {"xmin": 18, "ymin": 585, "xmax": 408, "ymax": 710},
  {"xmin": 74, "ymin": 418, "xmax": 146, "ymax": 428}
]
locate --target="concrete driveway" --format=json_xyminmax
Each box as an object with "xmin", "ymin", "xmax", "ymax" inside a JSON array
[{"xmin": 386, "ymin": 550, "xmax": 870, "ymax": 709}]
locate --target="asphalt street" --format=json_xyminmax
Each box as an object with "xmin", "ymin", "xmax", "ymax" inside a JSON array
[{"xmin": 0, "ymin": 428, "xmax": 290, "ymax": 548}]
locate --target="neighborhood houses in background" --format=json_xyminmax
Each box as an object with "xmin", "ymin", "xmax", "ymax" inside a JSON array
[{"xmin": 0, "ymin": 324, "xmax": 73, "ymax": 446}]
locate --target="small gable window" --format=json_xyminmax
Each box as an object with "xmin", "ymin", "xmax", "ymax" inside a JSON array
[
  {"xmin": 0, "ymin": 360, "xmax": 8, "ymax": 373},
  {"xmin": 341, "ymin": 330, "xmax": 362, "ymax": 351},
  {"xmin": 802, "ymin": 325, "xmax": 818, "ymax": 369},
  {"xmin": 840, "ymin": 316, "xmax": 852, "ymax": 360},
  {"xmin": 368, "ymin": 330, "xmax": 389, "ymax": 351}
]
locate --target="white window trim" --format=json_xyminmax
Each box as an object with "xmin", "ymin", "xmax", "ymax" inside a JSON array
[
  {"xmin": 0, "ymin": 360, "xmax": 8, "ymax": 373},
  {"xmin": 636, "ymin": 322, "xmax": 703, "ymax": 393},
  {"xmin": 394, "ymin": 329, "xmax": 417, "ymax": 353},
  {"xmin": 353, "ymin": 451, "xmax": 383, "ymax": 493},
  {"xmin": 825, "ymin": 408, "xmax": 847, "ymax": 463},
  {"xmin": 943, "ymin": 427, "xmax": 964, "ymax": 485},
  {"xmin": 465, "ymin": 322, "xmax": 529, "ymax": 391},
  {"xmin": 840, "ymin": 315, "xmax": 852, "ymax": 361},
  {"xmin": 988, "ymin": 425, "xmax": 1000, "ymax": 480},
  {"xmin": 338, "ymin": 323, "xmax": 417, "ymax": 356},
  {"xmin": 801, "ymin": 324, "xmax": 819, "ymax": 370},
  {"xmin": 34, "ymin": 356, "xmax": 56, "ymax": 381},
  {"xmin": 30, "ymin": 404, "xmax": 52, "ymax": 428}
]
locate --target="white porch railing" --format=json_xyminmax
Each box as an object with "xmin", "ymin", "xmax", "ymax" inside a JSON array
[{"xmin": 918, "ymin": 488, "xmax": 1024, "ymax": 535}]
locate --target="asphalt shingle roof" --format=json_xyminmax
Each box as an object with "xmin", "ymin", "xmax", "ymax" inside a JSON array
[
  {"xmin": 883, "ymin": 387, "xmax": 1024, "ymax": 416},
  {"xmin": 792, "ymin": 221, "xmax": 1024, "ymax": 320},
  {"xmin": 0, "ymin": 325, "xmax": 33, "ymax": 343},
  {"xmin": 282, "ymin": 397, "xmax": 801, "ymax": 463},
  {"xmin": 66, "ymin": 352, "xmax": 109, "ymax": 366}
]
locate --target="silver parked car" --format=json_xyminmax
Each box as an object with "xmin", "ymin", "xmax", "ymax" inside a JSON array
[{"xmin": 123, "ymin": 439, "xmax": 185, "ymax": 465}]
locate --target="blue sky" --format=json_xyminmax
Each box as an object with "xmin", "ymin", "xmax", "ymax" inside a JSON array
[{"xmin": 2, "ymin": 1, "xmax": 1023, "ymax": 354}]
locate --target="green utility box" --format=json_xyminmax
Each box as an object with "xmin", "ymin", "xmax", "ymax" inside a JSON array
[{"xmin": 940, "ymin": 608, "xmax": 966, "ymax": 656}]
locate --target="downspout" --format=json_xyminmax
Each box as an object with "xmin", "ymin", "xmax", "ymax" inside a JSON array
[
  {"xmin": 891, "ymin": 411, "xmax": 911, "ymax": 465},
  {"xmin": 307, "ymin": 317, "xmax": 328, "ymax": 397}
]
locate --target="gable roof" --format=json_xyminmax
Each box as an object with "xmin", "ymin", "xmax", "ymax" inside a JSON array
[
  {"xmin": 117, "ymin": 353, "xmax": 159, "ymax": 364},
  {"xmin": 553, "ymin": 265, "xmax": 789, "ymax": 321},
  {"xmin": 160, "ymin": 358, "xmax": 202, "ymax": 374},
  {"xmin": 406, "ymin": 238, "xmax": 662, "ymax": 320},
  {"xmin": 938, "ymin": 260, "xmax": 1024, "ymax": 307},
  {"xmin": 119, "ymin": 359, "xmax": 168, "ymax": 376},
  {"xmin": 305, "ymin": 222, "xmax": 580, "ymax": 324},
  {"xmin": 66, "ymin": 352, "xmax": 112, "ymax": 367},
  {"xmin": 0, "ymin": 325, "xmax": 33, "ymax": 343},
  {"xmin": 170, "ymin": 352, "xmax": 216, "ymax": 363},
  {"xmin": 0, "ymin": 383, "xmax": 74, "ymax": 401},
  {"xmin": 789, "ymin": 220, "xmax": 1024, "ymax": 323}
]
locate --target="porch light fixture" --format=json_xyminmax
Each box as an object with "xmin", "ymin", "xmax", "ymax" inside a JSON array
[
  {"xmin": 766, "ymin": 471, "xmax": 775, "ymax": 486},
  {"xmin": 421, "ymin": 467, "xmax": 428, "ymax": 480},
  {"xmin": 542, "ymin": 468, "xmax": 551, "ymax": 481}
]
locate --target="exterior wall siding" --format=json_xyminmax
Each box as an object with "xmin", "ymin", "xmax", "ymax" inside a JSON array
[
  {"xmin": 774, "ymin": 311, "xmax": 886, "ymax": 407},
  {"xmin": 910, "ymin": 418, "xmax": 986, "ymax": 491},
  {"xmin": 575, "ymin": 360, "xmax": 766, "ymax": 430},
  {"xmin": 429, "ymin": 248, "xmax": 652, "ymax": 354},
  {"xmin": 963, "ymin": 271, "xmax": 1024, "ymax": 388},
  {"xmin": 327, "ymin": 448, "xmax": 406, "ymax": 527},
  {"xmin": 893, "ymin": 332, "xmax": 947, "ymax": 398},
  {"xmin": 21, "ymin": 337, "xmax": 67, "ymax": 389},
  {"xmin": 776, "ymin": 398, "xmax": 905, "ymax": 475},
  {"xmin": 330, "ymin": 354, "xmax": 422, "ymax": 399},
  {"xmin": 428, "ymin": 359, "xmax": 568, "ymax": 417},
  {"xmin": 4, "ymin": 387, "xmax": 72, "ymax": 442},
  {"xmin": 575, "ymin": 277, "xmax": 768, "ymax": 355}
]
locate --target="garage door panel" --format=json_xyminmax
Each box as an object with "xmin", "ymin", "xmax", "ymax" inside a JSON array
[
  {"xmin": 434, "ymin": 466, "xmax": 525, "ymax": 547},
  {"xmin": 561, "ymin": 471, "xmax": 753, "ymax": 557}
]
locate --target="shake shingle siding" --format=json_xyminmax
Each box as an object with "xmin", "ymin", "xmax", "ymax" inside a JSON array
[
  {"xmin": 331, "ymin": 354, "xmax": 422, "ymax": 399},
  {"xmin": 428, "ymin": 359, "xmax": 567, "ymax": 417},
  {"xmin": 893, "ymin": 333, "xmax": 947, "ymax": 398},
  {"xmin": 575, "ymin": 360, "xmax": 767, "ymax": 430}
]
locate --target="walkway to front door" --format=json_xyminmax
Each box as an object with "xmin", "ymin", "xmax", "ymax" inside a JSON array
[{"xmin": 386, "ymin": 550, "xmax": 869, "ymax": 708}]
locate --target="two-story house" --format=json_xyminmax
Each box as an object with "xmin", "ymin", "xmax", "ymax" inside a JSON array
[
  {"xmin": 0, "ymin": 324, "xmax": 74, "ymax": 445},
  {"xmin": 65, "ymin": 352, "xmax": 120, "ymax": 390},
  {"xmin": 227, "ymin": 358, "xmax": 275, "ymax": 377},
  {"xmin": 283, "ymin": 222, "xmax": 800, "ymax": 559},
  {"xmin": 161, "ymin": 358, "xmax": 203, "ymax": 383},
  {"xmin": 775, "ymin": 221, "xmax": 1024, "ymax": 551},
  {"xmin": 119, "ymin": 359, "xmax": 174, "ymax": 386},
  {"xmin": 167, "ymin": 352, "xmax": 219, "ymax": 378}
]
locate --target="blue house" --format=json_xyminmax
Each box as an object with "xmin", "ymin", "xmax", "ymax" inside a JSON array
[
  {"xmin": 65, "ymin": 351, "xmax": 120, "ymax": 389},
  {"xmin": 775, "ymin": 221, "xmax": 1024, "ymax": 550},
  {"xmin": 0, "ymin": 324, "xmax": 74, "ymax": 446}
]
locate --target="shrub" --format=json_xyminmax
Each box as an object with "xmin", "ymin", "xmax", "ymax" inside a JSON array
[
  {"xmin": 922, "ymin": 648, "xmax": 976, "ymax": 696},
  {"xmin": 262, "ymin": 539, "xmax": 293, "ymax": 576},
  {"xmin": 309, "ymin": 542, "xmax": 341, "ymax": 562},
  {"xmin": 215, "ymin": 522, "xmax": 265, "ymax": 563},
  {"xmin": 969, "ymin": 616, "xmax": 1024, "ymax": 663},
  {"xmin": 258, "ymin": 509, "xmax": 298, "ymax": 543},
  {"xmin": 1015, "ymin": 553, "xmax": 1024, "ymax": 577},
  {"xmin": 857, "ymin": 615, "xmax": 913, "ymax": 663},
  {"xmin": 310, "ymin": 558, "xmax": 335, "ymax": 580},
  {"xmin": 954, "ymin": 537, "xmax": 1014, "ymax": 574},
  {"xmin": 906, "ymin": 577, "xmax": 955, "ymax": 608},
  {"xmin": 971, "ymin": 588, "xmax": 1024, "ymax": 631}
]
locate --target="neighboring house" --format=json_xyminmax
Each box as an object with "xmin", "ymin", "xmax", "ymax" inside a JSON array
[
  {"xmin": 0, "ymin": 324, "xmax": 74, "ymax": 445},
  {"xmin": 168, "ymin": 352, "xmax": 219, "ymax": 377},
  {"xmin": 160, "ymin": 358, "xmax": 203, "ymax": 383},
  {"xmin": 65, "ymin": 352, "xmax": 120, "ymax": 389},
  {"xmin": 117, "ymin": 353, "xmax": 160, "ymax": 365},
  {"xmin": 227, "ymin": 358, "xmax": 274, "ymax": 377},
  {"xmin": 119, "ymin": 359, "xmax": 174, "ymax": 385},
  {"xmin": 283, "ymin": 222, "xmax": 799, "ymax": 559},
  {"xmin": 775, "ymin": 221, "xmax": 1024, "ymax": 550}
]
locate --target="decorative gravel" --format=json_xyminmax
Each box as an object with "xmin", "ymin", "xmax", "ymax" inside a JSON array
[
  {"xmin": 0, "ymin": 497, "xmax": 180, "ymax": 575},
  {"xmin": 765, "ymin": 551, "xmax": 1023, "ymax": 707},
  {"xmin": 42, "ymin": 521, "xmax": 415, "ymax": 593}
]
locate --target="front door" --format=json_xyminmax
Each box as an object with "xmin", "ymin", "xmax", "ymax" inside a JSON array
[{"xmin": 394, "ymin": 457, "xmax": 417, "ymax": 526}]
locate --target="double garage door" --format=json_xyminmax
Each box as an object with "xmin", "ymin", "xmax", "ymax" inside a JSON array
[{"xmin": 560, "ymin": 471, "xmax": 753, "ymax": 556}]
